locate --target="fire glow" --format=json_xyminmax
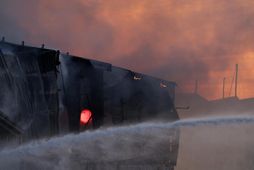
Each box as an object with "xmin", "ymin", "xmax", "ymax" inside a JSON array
[{"xmin": 80, "ymin": 109, "xmax": 92, "ymax": 125}]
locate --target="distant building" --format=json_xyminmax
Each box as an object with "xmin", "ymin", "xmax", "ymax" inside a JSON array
[{"xmin": 175, "ymin": 93, "xmax": 254, "ymax": 117}]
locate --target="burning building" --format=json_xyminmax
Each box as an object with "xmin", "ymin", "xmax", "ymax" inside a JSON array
[{"xmin": 0, "ymin": 40, "xmax": 179, "ymax": 169}]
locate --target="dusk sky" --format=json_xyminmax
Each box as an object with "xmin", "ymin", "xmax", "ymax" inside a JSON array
[{"xmin": 1, "ymin": 0, "xmax": 254, "ymax": 99}]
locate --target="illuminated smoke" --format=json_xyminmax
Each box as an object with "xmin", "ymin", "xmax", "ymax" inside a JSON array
[{"xmin": 1, "ymin": 0, "xmax": 254, "ymax": 99}]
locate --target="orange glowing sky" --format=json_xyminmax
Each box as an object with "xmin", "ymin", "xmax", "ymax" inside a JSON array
[{"xmin": 1, "ymin": 0, "xmax": 254, "ymax": 99}]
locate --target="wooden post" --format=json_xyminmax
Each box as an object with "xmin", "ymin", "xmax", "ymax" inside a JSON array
[
  {"xmin": 222, "ymin": 77, "xmax": 226, "ymax": 99},
  {"xmin": 194, "ymin": 80, "xmax": 198, "ymax": 94},
  {"xmin": 235, "ymin": 64, "xmax": 238, "ymax": 97}
]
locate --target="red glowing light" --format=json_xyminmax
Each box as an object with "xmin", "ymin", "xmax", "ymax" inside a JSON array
[{"xmin": 80, "ymin": 109, "xmax": 92, "ymax": 125}]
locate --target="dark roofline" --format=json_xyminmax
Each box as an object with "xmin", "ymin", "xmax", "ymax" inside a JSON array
[
  {"xmin": 1, "ymin": 40, "xmax": 177, "ymax": 86},
  {"xmin": 65, "ymin": 55, "xmax": 177, "ymax": 86},
  {"xmin": 0, "ymin": 41, "xmax": 58, "ymax": 53},
  {"xmin": 61, "ymin": 53, "xmax": 112, "ymax": 71},
  {"xmin": 111, "ymin": 66, "xmax": 177, "ymax": 86}
]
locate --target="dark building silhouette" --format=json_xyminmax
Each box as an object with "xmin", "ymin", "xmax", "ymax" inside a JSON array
[{"xmin": 0, "ymin": 41, "xmax": 179, "ymax": 169}]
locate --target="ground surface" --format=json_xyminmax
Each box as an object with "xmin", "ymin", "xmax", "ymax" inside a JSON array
[{"xmin": 0, "ymin": 113, "xmax": 254, "ymax": 170}]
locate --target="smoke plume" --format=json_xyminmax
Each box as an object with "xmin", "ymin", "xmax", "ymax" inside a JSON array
[{"xmin": 0, "ymin": 0, "xmax": 254, "ymax": 99}]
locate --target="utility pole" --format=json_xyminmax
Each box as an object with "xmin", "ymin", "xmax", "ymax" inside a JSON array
[
  {"xmin": 235, "ymin": 64, "xmax": 238, "ymax": 97},
  {"xmin": 194, "ymin": 80, "xmax": 198, "ymax": 94},
  {"xmin": 222, "ymin": 77, "xmax": 226, "ymax": 99}
]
